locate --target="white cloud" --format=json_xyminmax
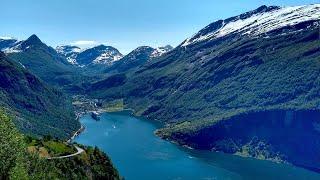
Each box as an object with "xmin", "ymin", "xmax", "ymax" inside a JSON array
[
  {"xmin": 0, "ymin": 36, "xmax": 15, "ymax": 40},
  {"xmin": 70, "ymin": 40, "xmax": 98, "ymax": 46}
]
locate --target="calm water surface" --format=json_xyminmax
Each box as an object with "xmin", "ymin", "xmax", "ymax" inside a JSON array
[{"xmin": 75, "ymin": 112, "xmax": 320, "ymax": 180}]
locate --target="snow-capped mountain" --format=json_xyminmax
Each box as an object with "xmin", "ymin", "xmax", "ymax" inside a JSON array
[
  {"xmin": 58, "ymin": 44, "xmax": 123, "ymax": 66},
  {"xmin": 77, "ymin": 45, "xmax": 123, "ymax": 65},
  {"xmin": 56, "ymin": 45, "xmax": 81, "ymax": 65},
  {"xmin": 150, "ymin": 45, "xmax": 174, "ymax": 58},
  {"xmin": 105, "ymin": 45, "xmax": 173, "ymax": 73},
  {"xmin": 106, "ymin": 46, "xmax": 155, "ymax": 73},
  {"xmin": 0, "ymin": 37, "xmax": 19, "ymax": 51},
  {"xmin": 1, "ymin": 34, "xmax": 45, "ymax": 53},
  {"xmin": 122, "ymin": 45, "xmax": 173, "ymax": 61},
  {"xmin": 92, "ymin": 46, "xmax": 123, "ymax": 64},
  {"xmin": 124, "ymin": 46, "xmax": 155, "ymax": 61},
  {"xmin": 182, "ymin": 4, "xmax": 320, "ymax": 46}
]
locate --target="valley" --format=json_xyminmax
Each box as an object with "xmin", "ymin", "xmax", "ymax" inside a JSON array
[
  {"xmin": 83, "ymin": 4, "xmax": 320, "ymax": 172},
  {"xmin": 0, "ymin": 2, "xmax": 319, "ymax": 179}
]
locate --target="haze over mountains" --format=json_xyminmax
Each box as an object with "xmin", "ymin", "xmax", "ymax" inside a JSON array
[{"xmin": 0, "ymin": 3, "xmax": 319, "ymax": 174}]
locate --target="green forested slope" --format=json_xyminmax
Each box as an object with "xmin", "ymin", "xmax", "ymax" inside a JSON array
[{"xmin": 0, "ymin": 51, "xmax": 79, "ymax": 139}]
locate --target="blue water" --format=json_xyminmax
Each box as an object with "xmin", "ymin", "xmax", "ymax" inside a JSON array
[{"xmin": 75, "ymin": 112, "xmax": 320, "ymax": 180}]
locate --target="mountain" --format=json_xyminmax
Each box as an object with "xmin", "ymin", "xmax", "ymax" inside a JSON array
[
  {"xmin": 6, "ymin": 34, "xmax": 84, "ymax": 86},
  {"xmin": 0, "ymin": 37, "xmax": 19, "ymax": 51},
  {"xmin": 0, "ymin": 51, "xmax": 80, "ymax": 139},
  {"xmin": 86, "ymin": 4, "xmax": 320, "ymax": 170},
  {"xmin": 56, "ymin": 44, "xmax": 124, "ymax": 76},
  {"xmin": 75, "ymin": 45, "xmax": 123, "ymax": 66},
  {"xmin": 106, "ymin": 46, "xmax": 155, "ymax": 73},
  {"xmin": 105, "ymin": 45, "xmax": 173, "ymax": 73},
  {"xmin": 56, "ymin": 45, "xmax": 81, "ymax": 65},
  {"xmin": 3, "ymin": 35, "xmax": 56, "ymax": 54},
  {"xmin": 181, "ymin": 5, "xmax": 319, "ymax": 46}
]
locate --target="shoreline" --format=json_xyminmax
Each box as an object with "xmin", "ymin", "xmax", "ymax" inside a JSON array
[
  {"xmin": 67, "ymin": 113, "xmax": 86, "ymax": 143},
  {"xmin": 67, "ymin": 125, "xmax": 85, "ymax": 143},
  {"xmin": 73, "ymin": 108, "xmax": 320, "ymax": 175}
]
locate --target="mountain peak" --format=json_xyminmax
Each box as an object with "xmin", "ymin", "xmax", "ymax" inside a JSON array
[
  {"xmin": 75, "ymin": 44, "xmax": 123, "ymax": 65},
  {"xmin": 26, "ymin": 34, "xmax": 42, "ymax": 44},
  {"xmin": 134, "ymin": 46, "xmax": 154, "ymax": 52},
  {"xmin": 91, "ymin": 44, "xmax": 107, "ymax": 50},
  {"xmin": 2, "ymin": 34, "xmax": 48, "ymax": 53},
  {"xmin": 254, "ymin": 5, "xmax": 280, "ymax": 13},
  {"xmin": 15, "ymin": 34, "xmax": 46, "ymax": 52}
]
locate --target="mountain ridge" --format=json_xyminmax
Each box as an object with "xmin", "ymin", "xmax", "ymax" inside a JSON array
[{"xmin": 181, "ymin": 4, "xmax": 320, "ymax": 46}]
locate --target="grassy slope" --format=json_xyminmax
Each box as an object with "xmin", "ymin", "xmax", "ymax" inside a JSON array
[{"xmin": 0, "ymin": 110, "xmax": 120, "ymax": 180}]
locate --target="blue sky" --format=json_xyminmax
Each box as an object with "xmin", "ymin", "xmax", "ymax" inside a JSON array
[{"xmin": 1, "ymin": 0, "xmax": 318, "ymax": 54}]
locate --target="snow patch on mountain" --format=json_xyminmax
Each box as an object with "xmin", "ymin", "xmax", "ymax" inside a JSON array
[
  {"xmin": 93, "ymin": 50, "xmax": 123, "ymax": 65},
  {"xmin": 2, "ymin": 34, "xmax": 45, "ymax": 54},
  {"xmin": 150, "ymin": 45, "xmax": 173, "ymax": 58},
  {"xmin": 182, "ymin": 4, "xmax": 320, "ymax": 46},
  {"xmin": 56, "ymin": 45, "xmax": 81, "ymax": 65},
  {"xmin": 0, "ymin": 37, "xmax": 21, "ymax": 53},
  {"xmin": 2, "ymin": 41, "xmax": 23, "ymax": 53},
  {"xmin": 56, "ymin": 46, "xmax": 81, "ymax": 54}
]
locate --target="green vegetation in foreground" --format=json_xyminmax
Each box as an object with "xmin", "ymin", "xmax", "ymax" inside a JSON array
[
  {"xmin": 26, "ymin": 136, "xmax": 77, "ymax": 158},
  {"xmin": 0, "ymin": 109, "xmax": 121, "ymax": 180}
]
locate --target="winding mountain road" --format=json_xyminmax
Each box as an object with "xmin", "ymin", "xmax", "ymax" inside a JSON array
[{"xmin": 47, "ymin": 145, "xmax": 84, "ymax": 160}]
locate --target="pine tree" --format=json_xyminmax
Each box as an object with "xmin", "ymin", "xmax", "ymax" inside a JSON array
[{"xmin": 0, "ymin": 109, "xmax": 28, "ymax": 179}]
